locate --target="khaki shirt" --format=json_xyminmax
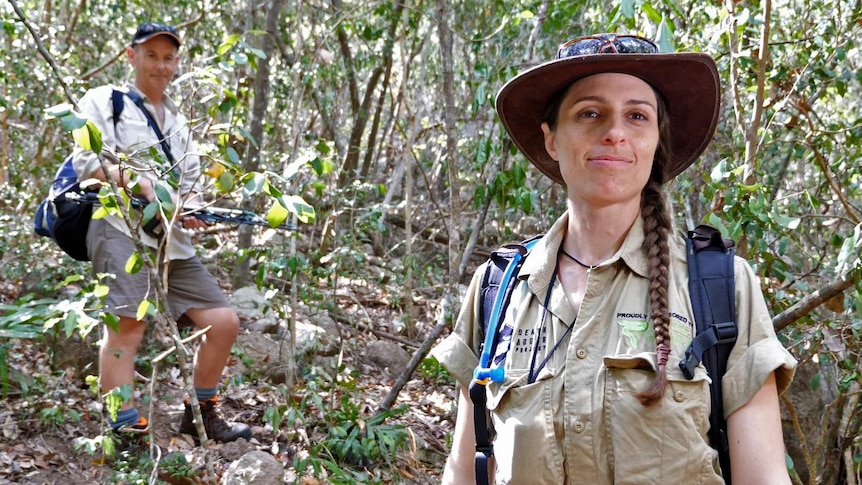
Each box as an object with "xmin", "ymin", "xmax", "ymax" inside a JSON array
[
  {"xmin": 432, "ymin": 212, "xmax": 797, "ymax": 484},
  {"xmin": 72, "ymin": 83, "xmax": 202, "ymax": 260}
]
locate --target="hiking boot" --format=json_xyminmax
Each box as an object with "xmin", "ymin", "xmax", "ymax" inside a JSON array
[
  {"xmin": 179, "ymin": 396, "xmax": 252, "ymax": 443},
  {"xmin": 107, "ymin": 417, "xmax": 151, "ymax": 459}
]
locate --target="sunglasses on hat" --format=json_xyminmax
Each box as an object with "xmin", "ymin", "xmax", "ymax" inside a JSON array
[{"xmin": 555, "ymin": 34, "xmax": 658, "ymax": 59}]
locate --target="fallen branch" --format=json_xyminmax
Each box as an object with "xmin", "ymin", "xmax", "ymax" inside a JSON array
[
  {"xmin": 773, "ymin": 271, "xmax": 858, "ymax": 332},
  {"xmin": 375, "ymin": 292, "xmax": 452, "ymax": 416}
]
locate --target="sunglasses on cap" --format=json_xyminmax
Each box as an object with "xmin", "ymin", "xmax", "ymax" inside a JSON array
[{"xmin": 555, "ymin": 34, "xmax": 658, "ymax": 59}]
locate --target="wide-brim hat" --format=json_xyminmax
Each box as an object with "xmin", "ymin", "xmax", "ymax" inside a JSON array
[
  {"xmin": 131, "ymin": 22, "xmax": 181, "ymax": 48},
  {"xmin": 496, "ymin": 43, "xmax": 720, "ymax": 185}
]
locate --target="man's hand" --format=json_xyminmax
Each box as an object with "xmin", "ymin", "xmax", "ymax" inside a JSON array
[
  {"xmin": 181, "ymin": 216, "xmax": 209, "ymax": 230},
  {"xmin": 179, "ymin": 192, "xmax": 210, "ymax": 230}
]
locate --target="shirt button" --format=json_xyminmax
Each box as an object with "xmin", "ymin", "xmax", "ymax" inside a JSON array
[
  {"xmin": 674, "ymin": 390, "xmax": 685, "ymax": 402},
  {"xmin": 576, "ymin": 349, "xmax": 587, "ymax": 359},
  {"xmin": 574, "ymin": 421, "xmax": 585, "ymax": 433}
]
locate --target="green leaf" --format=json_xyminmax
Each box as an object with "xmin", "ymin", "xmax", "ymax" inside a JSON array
[
  {"xmin": 56, "ymin": 274, "xmax": 84, "ymax": 290},
  {"xmin": 810, "ymin": 372, "xmax": 821, "ymax": 391},
  {"xmin": 775, "ymin": 216, "xmax": 801, "ymax": 230},
  {"xmin": 94, "ymin": 284, "xmax": 109, "ymax": 298},
  {"xmin": 218, "ymin": 34, "xmax": 241, "ymax": 55},
  {"xmin": 226, "ymin": 146, "xmax": 240, "ymax": 163},
  {"xmin": 125, "ymin": 252, "xmax": 143, "ymax": 275},
  {"xmin": 265, "ymin": 182, "xmax": 284, "ymax": 198},
  {"xmin": 704, "ymin": 213, "xmax": 730, "ymax": 236},
  {"xmin": 91, "ymin": 206, "xmax": 110, "ymax": 220},
  {"xmin": 267, "ymin": 200, "xmax": 289, "ymax": 227},
  {"xmin": 242, "ymin": 172, "xmax": 267, "ymax": 196},
  {"xmin": 44, "ymin": 103, "xmax": 74, "ymax": 119},
  {"xmin": 739, "ymin": 183, "xmax": 764, "ymax": 193},
  {"xmin": 217, "ymin": 172, "xmax": 235, "ymax": 192},
  {"xmin": 620, "ymin": 0, "xmax": 635, "ymax": 19},
  {"xmin": 143, "ymin": 198, "xmax": 160, "ymax": 222},
  {"xmin": 72, "ymin": 121, "xmax": 103, "ymax": 153},
  {"xmin": 656, "ymin": 17, "xmax": 675, "ymax": 53},
  {"xmin": 62, "ymin": 311, "xmax": 78, "ymax": 337},
  {"xmin": 154, "ymin": 184, "xmax": 176, "ymax": 213},
  {"xmin": 104, "ymin": 313, "xmax": 120, "ymax": 333},
  {"xmin": 136, "ymin": 300, "xmax": 152, "ymax": 321},
  {"xmin": 835, "ymin": 225, "xmax": 859, "ymax": 274},
  {"xmin": 281, "ymin": 195, "xmax": 315, "ymax": 223},
  {"xmin": 219, "ymin": 93, "xmax": 238, "ymax": 113},
  {"xmin": 642, "ymin": 3, "xmax": 662, "ymax": 24},
  {"xmin": 231, "ymin": 52, "xmax": 249, "ymax": 66}
]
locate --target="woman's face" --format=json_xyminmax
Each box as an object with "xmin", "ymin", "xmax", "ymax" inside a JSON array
[{"xmin": 541, "ymin": 72, "xmax": 659, "ymax": 208}]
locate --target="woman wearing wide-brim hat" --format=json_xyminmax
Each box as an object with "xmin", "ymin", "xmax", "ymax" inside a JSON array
[{"xmin": 431, "ymin": 34, "xmax": 797, "ymax": 484}]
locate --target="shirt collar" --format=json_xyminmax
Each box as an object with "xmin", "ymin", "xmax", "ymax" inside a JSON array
[
  {"xmin": 520, "ymin": 211, "xmax": 651, "ymax": 290},
  {"xmin": 125, "ymin": 82, "xmax": 179, "ymax": 116}
]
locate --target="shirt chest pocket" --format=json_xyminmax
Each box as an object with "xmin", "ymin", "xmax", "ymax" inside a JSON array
[
  {"xmin": 117, "ymin": 119, "xmax": 161, "ymax": 158},
  {"xmin": 602, "ymin": 356, "xmax": 724, "ymax": 484},
  {"xmin": 486, "ymin": 368, "xmax": 564, "ymax": 484}
]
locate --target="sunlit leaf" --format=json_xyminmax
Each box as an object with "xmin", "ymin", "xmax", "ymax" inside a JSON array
[
  {"xmin": 92, "ymin": 206, "xmax": 110, "ymax": 220},
  {"xmin": 125, "ymin": 252, "xmax": 143, "ymax": 275},
  {"xmin": 136, "ymin": 300, "xmax": 152, "ymax": 321},
  {"xmin": 267, "ymin": 200, "xmax": 289, "ymax": 228},
  {"xmin": 242, "ymin": 172, "xmax": 267, "ymax": 196},
  {"xmin": 72, "ymin": 121, "xmax": 103, "ymax": 153},
  {"xmin": 94, "ymin": 284, "xmax": 109, "ymax": 298},
  {"xmin": 218, "ymin": 34, "xmax": 241, "ymax": 55},
  {"xmin": 204, "ymin": 162, "xmax": 226, "ymax": 178},
  {"xmin": 44, "ymin": 103, "xmax": 74, "ymax": 119},
  {"xmin": 281, "ymin": 195, "xmax": 315, "ymax": 224}
]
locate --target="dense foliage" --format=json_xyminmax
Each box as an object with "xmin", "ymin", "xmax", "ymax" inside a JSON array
[{"xmin": 2, "ymin": 0, "xmax": 861, "ymax": 483}]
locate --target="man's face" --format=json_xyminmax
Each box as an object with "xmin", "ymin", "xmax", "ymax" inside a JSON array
[{"xmin": 127, "ymin": 36, "xmax": 179, "ymax": 97}]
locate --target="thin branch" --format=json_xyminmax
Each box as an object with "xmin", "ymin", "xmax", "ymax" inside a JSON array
[
  {"xmin": 742, "ymin": 0, "xmax": 772, "ymax": 185},
  {"xmin": 7, "ymin": 0, "xmax": 79, "ymax": 109},
  {"xmin": 801, "ymin": 116, "xmax": 862, "ymax": 224},
  {"xmin": 80, "ymin": 12, "xmax": 208, "ymax": 81}
]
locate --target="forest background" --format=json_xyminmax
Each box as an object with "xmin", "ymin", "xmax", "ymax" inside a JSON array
[{"xmin": 1, "ymin": 0, "xmax": 861, "ymax": 484}]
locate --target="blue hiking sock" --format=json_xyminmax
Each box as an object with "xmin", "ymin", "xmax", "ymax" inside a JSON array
[
  {"xmin": 194, "ymin": 387, "xmax": 217, "ymax": 402},
  {"xmin": 110, "ymin": 408, "xmax": 140, "ymax": 430}
]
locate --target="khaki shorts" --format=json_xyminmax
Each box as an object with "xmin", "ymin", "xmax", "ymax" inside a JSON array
[{"xmin": 86, "ymin": 217, "xmax": 230, "ymax": 319}]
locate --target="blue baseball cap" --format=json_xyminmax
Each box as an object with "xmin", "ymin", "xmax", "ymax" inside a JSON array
[{"xmin": 131, "ymin": 22, "xmax": 181, "ymax": 48}]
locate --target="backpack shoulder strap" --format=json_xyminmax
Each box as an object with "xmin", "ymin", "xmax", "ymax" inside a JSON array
[
  {"xmin": 111, "ymin": 89, "xmax": 125, "ymax": 129},
  {"xmin": 476, "ymin": 234, "xmax": 543, "ymax": 379},
  {"xmin": 679, "ymin": 224, "xmax": 736, "ymax": 483},
  {"xmin": 469, "ymin": 234, "xmax": 541, "ymax": 485}
]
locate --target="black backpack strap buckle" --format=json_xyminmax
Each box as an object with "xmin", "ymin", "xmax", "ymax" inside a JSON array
[{"xmin": 679, "ymin": 320, "xmax": 738, "ymax": 380}]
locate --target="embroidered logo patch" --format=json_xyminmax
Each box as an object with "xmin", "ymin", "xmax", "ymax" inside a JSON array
[
  {"xmin": 616, "ymin": 313, "xmax": 650, "ymax": 347},
  {"xmin": 616, "ymin": 311, "xmax": 696, "ymax": 350}
]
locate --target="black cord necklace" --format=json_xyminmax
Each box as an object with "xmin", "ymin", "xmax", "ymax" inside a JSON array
[{"xmin": 559, "ymin": 248, "xmax": 600, "ymax": 271}]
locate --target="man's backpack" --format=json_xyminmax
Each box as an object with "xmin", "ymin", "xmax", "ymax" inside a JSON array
[
  {"xmin": 469, "ymin": 225, "xmax": 737, "ymax": 485},
  {"xmin": 34, "ymin": 89, "xmax": 173, "ymax": 261}
]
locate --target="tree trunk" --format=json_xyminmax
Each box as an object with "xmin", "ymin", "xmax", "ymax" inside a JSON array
[{"xmin": 234, "ymin": 0, "xmax": 288, "ymax": 288}]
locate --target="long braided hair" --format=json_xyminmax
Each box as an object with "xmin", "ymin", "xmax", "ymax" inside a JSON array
[
  {"xmin": 542, "ymin": 82, "xmax": 676, "ymax": 406},
  {"xmin": 636, "ymin": 88, "xmax": 674, "ymax": 406}
]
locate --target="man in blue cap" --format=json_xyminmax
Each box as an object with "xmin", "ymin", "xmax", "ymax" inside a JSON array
[{"xmin": 72, "ymin": 22, "xmax": 253, "ymax": 452}]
